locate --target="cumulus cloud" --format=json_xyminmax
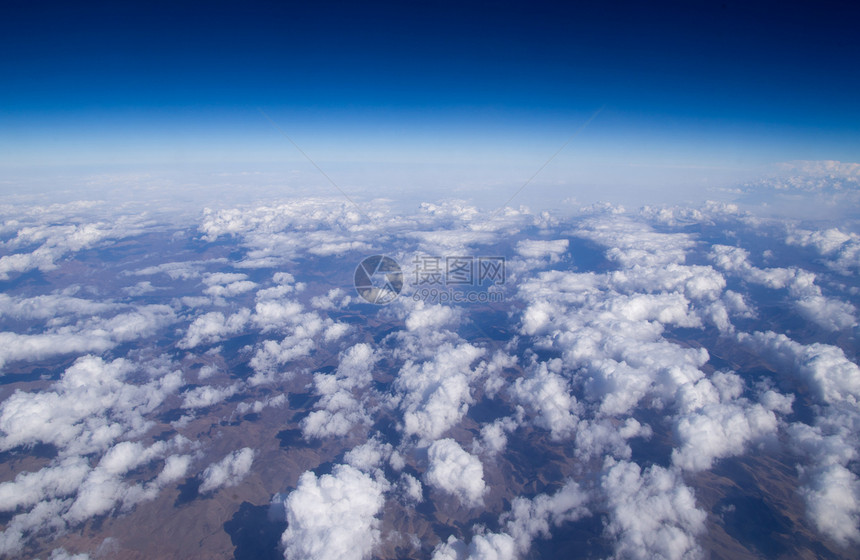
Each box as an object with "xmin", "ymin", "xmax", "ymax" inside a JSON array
[
  {"xmin": 0, "ymin": 305, "xmax": 176, "ymax": 371},
  {"xmin": 6, "ymin": 191, "xmax": 860, "ymax": 558},
  {"xmin": 473, "ymin": 415, "xmax": 519, "ymax": 456},
  {"xmin": 280, "ymin": 464, "xmax": 388, "ymax": 560},
  {"xmin": 741, "ymin": 332, "xmax": 860, "ymax": 544},
  {"xmin": 710, "ymin": 245, "xmax": 856, "ymax": 331},
  {"xmin": 0, "ymin": 498, "xmax": 67, "ymax": 555},
  {"xmin": 432, "ymin": 479, "xmax": 590, "ymax": 560},
  {"xmin": 509, "ymin": 359, "xmax": 580, "ymax": 440},
  {"xmin": 739, "ymin": 331, "xmax": 860, "ymax": 405},
  {"xmin": 248, "ymin": 307, "xmax": 347, "ymax": 385},
  {"xmin": 574, "ymin": 417, "xmax": 652, "ymax": 462},
  {"xmin": 67, "ymin": 442, "xmax": 153, "ymax": 521},
  {"xmin": 794, "ymin": 295, "xmax": 857, "ymax": 331},
  {"xmin": 398, "ymin": 473, "xmax": 423, "ymax": 504},
  {"xmin": 424, "ymin": 439, "xmax": 486, "ymax": 507},
  {"xmin": 344, "ymin": 438, "xmax": 394, "ymax": 472},
  {"xmin": 395, "ymin": 342, "xmax": 485, "ymax": 441},
  {"xmin": 574, "ymin": 215, "xmax": 696, "ymax": 268},
  {"xmin": 671, "ymin": 377, "xmax": 787, "ymax": 472},
  {"xmin": 517, "ymin": 218, "xmax": 727, "ymax": 420},
  {"xmin": 129, "ymin": 258, "xmax": 228, "ymax": 280},
  {"xmin": 179, "ymin": 309, "xmax": 251, "ymax": 349},
  {"xmin": 0, "ymin": 355, "xmax": 183, "ymax": 455},
  {"xmin": 255, "ymin": 272, "xmax": 304, "ymax": 301},
  {"xmin": 65, "ymin": 440, "xmax": 191, "ymax": 523},
  {"xmin": 515, "ymin": 239, "xmax": 569, "ymax": 263},
  {"xmin": 199, "ymin": 447, "xmax": 255, "ymax": 494},
  {"xmin": 302, "ymin": 343, "xmax": 378, "ymax": 439},
  {"xmin": 797, "ymin": 459, "xmax": 860, "ymax": 546},
  {"xmin": 0, "ymin": 217, "xmax": 148, "ymax": 280},
  {"xmin": 740, "ymin": 161, "xmax": 860, "ymax": 212},
  {"xmin": 782, "ymin": 409, "xmax": 860, "ymax": 545},
  {"xmin": 0, "ymin": 438, "xmax": 191, "ymax": 555},
  {"xmin": 235, "ymin": 394, "xmax": 287, "ymax": 415},
  {"xmin": 0, "ymin": 292, "xmax": 119, "ymax": 321},
  {"xmin": 0, "ymin": 456, "xmax": 91, "ymax": 513},
  {"xmin": 518, "ymin": 270, "xmax": 713, "ymax": 419},
  {"xmin": 310, "ymin": 288, "xmax": 353, "ymax": 310},
  {"xmin": 202, "ymin": 272, "xmax": 257, "ymax": 301},
  {"xmin": 181, "ymin": 382, "xmax": 242, "ymax": 409},
  {"xmin": 786, "ymin": 226, "xmax": 860, "ymax": 275},
  {"xmin": 404, "ymin": 302, "xmax": 461, "ymax": 332},
  {"xmin": 47, "ymin": 548, "xmax": 91, "ymax": 560},
  {"xmin": 198, "ymin": 200, "xmax": 374, "ymax": 268},
  {"xmin": 602, "ymin": 460, "xmax": 706, "ymax": 560},
  {"xmin": 433, "ymin": 534, "xmax": 515, "ymax": 560}
]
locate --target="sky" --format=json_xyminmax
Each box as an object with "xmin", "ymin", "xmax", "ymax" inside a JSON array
[{"xmin": 2, "ymin": 0, "xmax": 859, "ymax": 205}]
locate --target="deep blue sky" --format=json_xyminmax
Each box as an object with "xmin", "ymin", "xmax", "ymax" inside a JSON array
[{"xmin": 2, "ymin": 0, "xmax": 859, "ymax": 199}]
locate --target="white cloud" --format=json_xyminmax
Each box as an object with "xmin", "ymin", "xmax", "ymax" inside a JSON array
[
  {"xmin": 433, "ymin": 533, "xmax": 515, "ymax": 560},
  {"xmin": 503, "ymin": 479, "xmax": 590, "ymax": 554},
  {"xmin": 301, "ymin": 390, "xmax": 367, "ymax": 439},
  {"xmin": 786, "ymin": 226, "xmax": 860, "ymax": 275},
  {"xmin": 0, "ymin": 356, "xmax": 183, "ymax": 455},
  {"xmin": 784, "ymin": 407, "xmax": 860, "ymax": 545},
  {"xmin": 124, "ymin": 280, "xmax": 157, "ymax": 296},
  {"xmin": 739, "ymin": 331, "xmax": 860, "ymax": 405},
  {"xmin": 408, "ymin": 230, "xmax": 499, "ymax": 256},
  {"xmin": 574, "ymin": 216, "xmax": 696, "ymax": 268},
  {"xmin": 0, "ymin": 456, "xmax": 90, "ymax": 513},
  {"xmin": 0, "ymin": 498, "xmax": 67, "ymax": 555},
  {"xmin": 202, "ymin": 272, "xmax": 257, "ymax": 300},
  {"xmin": 48, "ymin": 548, "xmax": 91, "ymax": 560},
  {"xmin": 199, "ymin": 447, "xmax": 255, "ymax": 494},
  {"xmin": 0, "ymin": 292, "xmax": 119, "ymax": 321},
  {"xmin": 179, "ymin": 309, "xmax": 251, "ymax": 349},
  {"xmin": 6, "ymin": 192, "xmax": 860, "ymax": 558},
  {"xmin": 0, "ymin": 348, "xmax": 190, "ymax": 555},
  {"xmin": 710, "ymin": 245, "xmax": 856, "ymax": 331},
  {"xmin": 432, "ymin": 479, "xmax": 590, "ymax": 560},
  {"xmin": 235, "ymin": 394, "xmax": 287, "ymax": 415},
  {"xmin": 129, "ymin": 258, "xmax": 228, "ymax": 280},
  {"xmin": 396, "ymin": 342, "xmax": 485, "ymax": 441},
  {"xmin": 473, "ymin": 416, "xmax": 518, "ymax": 456},
  {"xmin": 248, "ymin": 309, "xmax": 347, "ymax": 385},
  {"xmin": 602, "ymin": 460, "xmax": 706, "ymax": 560},
  {"xmin": 198, "ymin": 200, "xmax": 375, "ymax": 268},
  {"xmin": 344, "ymin": 438, "xmax": 393, "ymax": 472},
  {"xmin": 252, "ymin": 300, "xmax": 304, "ymax": 332},
  {"xmin": 671, "ymin": 390, "xmax": 784, "ymax": 471},
  {"xmin": 0, "ymin": 305, "xmax": 176, "ymax": 371},
  {"xmin": 65, "ymin": 440, "xmax": 190, "ymax": 524},
  {"xmin": 798, "ymin": 462, "xmax": 860, "ymax": 546},
  {"xmin": 404, "ymin": 302, "xmax": 461, "ymax": 332},
  {"xmin": 515, "ymin": 239, "xmax": 569, "ymax": 262},
  {"xmin": 424, "ymin": 438, "xmax": 486, "ymax": 507},
  {"xmin": 280, "ymin": 464, "xmax": 388, "ymax": 560},
  {"xmin": 794, "ymin": 295, "xmax": 857, "ymax": 331},
  {"xmin": 398, "ymin": 473, "xmax": 423, "ymax": 504},
  {"xmin": 0, "ymin": 218, "xmax": 148, "ymax": 280},
  {"xmin": 181, "ymin": 382, "xmax": 242, "ymax": 409},
  {"xmin": 574, "ymin": 417, "xmax": 651, "ymax": 462},
  {"xmin": 303, "ymin": 344, "xmax": 378, "ymax": 439},
  {"xmin": 310, "ymin": 288, "xmax": 353, "ymax": 310},
  {"xmin": 509, "ymin": 360, "xmax": 580, "ymax": 440}
]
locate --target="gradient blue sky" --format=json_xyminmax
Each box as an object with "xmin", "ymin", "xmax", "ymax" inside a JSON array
[{"xmin": 2, "ymin": 0, "xmax": 859, "ymax": 203}]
